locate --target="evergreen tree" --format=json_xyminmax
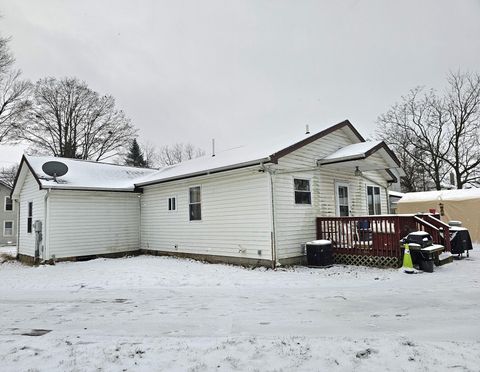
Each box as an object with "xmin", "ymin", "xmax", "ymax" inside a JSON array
[{"xmin": 125, "ymin": 139, "xmax": 147, "ymax": 167}]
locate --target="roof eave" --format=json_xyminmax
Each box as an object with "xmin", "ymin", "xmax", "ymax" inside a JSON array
[
  {"xmin": 318, "ymin": 154, "xmax": 367, "ymax": 165},
  {"xmin": 269, "ymin": 119, "xmax": 364, "ymax": 163},
  {"xmin": 37, "ymin": 185, "xmax": 139, "ymax": 193},
  {"xmin": 136, "ymin": 158, "xmax": 271, "ymax": 187}
]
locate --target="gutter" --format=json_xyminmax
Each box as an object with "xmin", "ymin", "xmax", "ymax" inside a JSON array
[{"xmin": 136, "ymin": 158, "xmax": 271, "ymax": 188}]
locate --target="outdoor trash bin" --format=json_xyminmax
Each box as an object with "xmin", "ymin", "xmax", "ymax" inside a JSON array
[{"xmin": 306, "ymin": 240, "xmax": 333, "ymax": 267}]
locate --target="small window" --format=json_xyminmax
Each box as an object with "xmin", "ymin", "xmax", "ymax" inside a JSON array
[
  {"xmin": 5, "ymin": 196, "xmax": 13, "ymax": 211},
  {"xmin": 294, "ymin": 179, "xmax": 311, "ymax": 205},
  {"xmin": 3, "ymin": 221, "xmax": 13, "ymax": 236},
  {"xmin": 367, "ymin": 186, "xmax": 381, "ymax": 215},
  {"xmin": 27, "ymin": 202, "xmax": 33, "ymax": 233},
  {"xmin": 168, "ymin": 197, "xmax": 176, "ymax": 211},
  {"xmin": 189, "ymin": 186, "xmax": 201, "ymax": 221}
]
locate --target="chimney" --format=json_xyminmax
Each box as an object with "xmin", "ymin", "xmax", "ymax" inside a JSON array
[
  {"xmin": 305, "ymin": 124, "xmax": 310, "ymax": 135},
  {"xmin": 212, "ymin": 138, "xmax": 215, "ymax": 157}
]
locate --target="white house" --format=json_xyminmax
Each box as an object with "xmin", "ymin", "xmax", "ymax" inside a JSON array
[
  {"xmin": 1, "ymin": 180, "xmax": 17, "ymax": 246},
  {"xmin": 11, "ymin": 120, "xmax": 404, "ymax": 266}
]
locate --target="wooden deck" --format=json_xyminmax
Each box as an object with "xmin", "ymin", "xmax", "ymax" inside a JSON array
[{"xmin": 316, "ymin": 214, "xmax": 451, "ymax": 266}]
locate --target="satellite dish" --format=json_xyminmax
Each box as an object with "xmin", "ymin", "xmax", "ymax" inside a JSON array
[{"xmin": 42, "ymin": 161, "xmax": 68, "ymax": 178}]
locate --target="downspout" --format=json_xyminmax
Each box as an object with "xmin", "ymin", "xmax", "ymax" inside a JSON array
[
  {"xmin": 385, "ymin": 184, "xmax": 391, "ymax": 214},
  {"xmin": 264, "ymin": 165, "xmax": 278, "ymax": 269},
  {"xmin": 43, "ymin": 188, "xmax": 50, "ymax": 261},
  {"xmin": 138, "ymin": 193, "xmax": 142, "ymax": 253}
]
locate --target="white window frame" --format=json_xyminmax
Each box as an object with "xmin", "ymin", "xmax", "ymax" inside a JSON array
[
  {"xmin": 168, "ymin": 196, "xmax": 177, "ymax": 212},
  {"xmin": 366, "ymin": 185, "xmax": 382, "ymax": 215},
  {"xmin": 4, "ymin": 196, "xmax": 13, "ymax": 212},
  {"xmin": 3, "ymin": 220, "xmax": 13, "ymax": 237},
  {"xmin": 188, "ymin": 185, "xmax": 202, "ymax": 222},
  {"xmin": 293, "ymin": 177, "xmax": 312, "ymax": 206},
  {"xmin": 27, "ymin": 201, "xmax": 33, "ymax": 234},
  {"xmin": 335, "ymin": 181, "xmax": 351, "ymax": 217}
]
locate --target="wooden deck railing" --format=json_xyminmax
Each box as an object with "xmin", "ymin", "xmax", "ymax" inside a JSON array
[{"xmin": 316, "ymin": 214, "xmax": 450, "ymax": 260}]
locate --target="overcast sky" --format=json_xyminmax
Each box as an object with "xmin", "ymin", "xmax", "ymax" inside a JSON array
[{"xmin": 1, "ymin": 0, "xmax": 479, "ymax": 167}]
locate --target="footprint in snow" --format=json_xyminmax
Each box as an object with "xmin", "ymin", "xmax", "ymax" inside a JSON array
[{"xmin": 356, "ymin": 348, "xmax": 378, "ymax": 359}]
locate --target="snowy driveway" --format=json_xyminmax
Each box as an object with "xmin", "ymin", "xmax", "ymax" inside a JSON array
[{"xmin": 1, "ymin": 249, "xmax": 479, "ymax": 371}]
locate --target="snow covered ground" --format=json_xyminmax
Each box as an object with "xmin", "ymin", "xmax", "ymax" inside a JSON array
[{"xmin": 0, "ymin": 246, "xmax": 479, "ymax": 372}]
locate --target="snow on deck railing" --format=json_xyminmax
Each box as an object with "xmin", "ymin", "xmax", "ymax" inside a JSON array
[{"xmin": 316, "ymin": 214, "xmax": 449, "ymax": 259}]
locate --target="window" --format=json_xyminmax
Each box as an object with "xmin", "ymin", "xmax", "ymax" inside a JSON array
[
  {"xmin": 336, "ymin": 184, "xmax": 350, "ymax": 216},
  {"xmin": 189, "ymin": 186, "xmax": 201, "ymax": 221},
  {"xmin": 3, "ymin": 221, "xmax": 13, "ymax": 236},
  {"xmin": 294, "ymin": 179, "xmax": 311, "ymax": 205},
  {"xmin": 4, "ymin": 196, "xmax": 13, "ymax": 211},
  {"xmin": 27, "ymin": 202, "xmax": 33, "ymax": 233},
  {"xmin": 168, "ymin": 197, "xmax": 176, "ymax": 211},
  {"xmin": 367, "ymin": 186, "xmax": 381, "ymax": 215}
]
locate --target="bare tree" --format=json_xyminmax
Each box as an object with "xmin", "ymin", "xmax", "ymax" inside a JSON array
[
  {"xmin": 158, "ymin": 143, "xmax": 205, "ymax": 166},
  {"xmin": 16, "ymin": 77, "xmax": 136, "ymax": 161},
  {"xmin": 443, "ymin": 71, "xmax": 480, "ymax": 189},
  {"xmin": 141, "ymin": 141, "xmax": 160, "ymax": 168},
  {"xmin": 377, "ymin": 87, "xmax": 450, "ymax": 191},
  {"xmin": 0, "ymin": 36, "xmax": 31, "ymax": 143},
  {"xmin": 0, "ymin": 163, "xmax": 18, "ymax": 187},
  {"xmin": 0, "ymin": 36, "xmax": 14, "ymax": 74}
]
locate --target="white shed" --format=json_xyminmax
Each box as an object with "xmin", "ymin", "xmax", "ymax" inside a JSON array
[{"xmin": 12, "ymin": 120, "xmax": 404, "ymax": 266}]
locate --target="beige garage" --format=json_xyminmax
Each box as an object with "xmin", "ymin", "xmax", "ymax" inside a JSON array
[{"xmin": 397, "ymin": 189, "xmax": 480, "ymax": 243}]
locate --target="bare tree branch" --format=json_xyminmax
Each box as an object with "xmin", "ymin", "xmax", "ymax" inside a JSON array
[
  {"xmin": 15, "ymin": 77, "xmax": 137, "ymax": 161},
  {"xmin": 158, "ymin": 143, "xmax": 205, "ymax": 166},
  {"xmin": 0, "ymin": 36, "xmax": 31, "ymax": 144},
  {"xmin": 0, "ymin": 163, "xmax": 18, "ymax": 187},
  {"xmin": 376, "ymin": 87, "xmax": 450, "ymax": 191},
  {"xmin": 443, "ymin": 71, "xmax": 480, "ymax": 188}
]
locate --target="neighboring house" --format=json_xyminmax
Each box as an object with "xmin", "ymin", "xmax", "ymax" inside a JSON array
[
  {"xmin": 388, "ymin": 190, "xmax": 404, "ymax": 214},
  {"xmin": 11, "ymin": 120, "xmax": 404, "ymax": 266},
  {"xmin": 0, "ymin": 180, "xmax": 17, "ymax": 246}
]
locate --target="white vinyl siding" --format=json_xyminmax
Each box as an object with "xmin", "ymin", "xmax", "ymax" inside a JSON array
[
  {"xmin": 273, "ymin": 127, "xmax": 389, "ymax": 259},
  {"xmin": 47, "ymin": 191, "xmax": 141, "ymax": 259},
  {"xmin": 18, "ymin": 171, "xmax": 46, "ymax": 257},
  {"xmin": 141, "ymin": 167, "xmax": 272, "ymax": 260}
]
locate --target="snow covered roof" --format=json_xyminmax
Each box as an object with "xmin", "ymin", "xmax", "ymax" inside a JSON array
[
  {"xmin": 15, "ymin": 155, "xmax": 157, "ymax": 192},
  {"xmin": 399, "ymin": 188, "xmax": 480, "ymax": 203},
  {"xmin": 136, "ymin": 119, "xmax": 367, "ymax": 186},
  {"xmin": 0, "ymin": 180, "xmax": 11, "ymax": 189},
  {"xmin": 317, "ymin": 141, "xmax": 401, "ymax": 168},
  {"xmin": 12, "ymin": 120, "xmax": 404, "ymax": 192},
  {"xmin": 319, "ymin": 141, "xmax": 382, "ymax": 163},
  {"xmin": 388, "ymin": 190, "xmax": 405, "ymax": 198}
]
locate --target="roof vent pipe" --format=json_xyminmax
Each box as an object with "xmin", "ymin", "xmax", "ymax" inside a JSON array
[
  {"xmin": 212, "ymin": 138, "xmax": 215, "ymax": 157},
  {"xmin": 305, "ymin": 124, "xmax": 310, "ymax": 135}
]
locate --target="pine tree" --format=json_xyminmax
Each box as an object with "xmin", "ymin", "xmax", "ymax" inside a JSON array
[{"xmin": 125, "ymin": 139, "xmax": 147, "ymax": 167}]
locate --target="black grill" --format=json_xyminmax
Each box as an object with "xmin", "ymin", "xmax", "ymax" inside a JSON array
[{"xmin": 403, "ymin": 231, "xmax": 433, "ymax": 248}]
